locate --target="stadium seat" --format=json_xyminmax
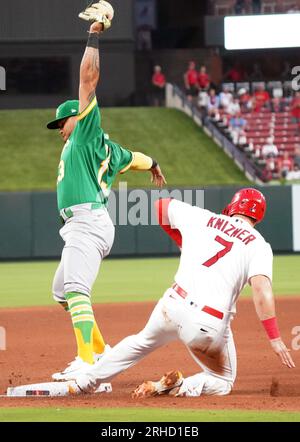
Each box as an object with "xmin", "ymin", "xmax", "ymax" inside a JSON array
[{"xmin": 210, "ymin": 89, "xmax": 299, "ymax": 182}]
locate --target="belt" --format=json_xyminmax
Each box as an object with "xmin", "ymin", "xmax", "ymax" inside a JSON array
[
  {"xmin": 171, "ymin": 283, "xmax": 224, "ymax": 320},
  {"xmin": 60, "ymin": 208, "xmax": 74, "ymax": 223},
  {"xmin": 59, "ymin": 203, "xmax": 104, "ymax": 224}
]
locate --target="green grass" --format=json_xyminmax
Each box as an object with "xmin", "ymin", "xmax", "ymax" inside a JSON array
[
  {"xmin": 0, "ymin": 108, "xmax": 248, "ymax": 191},
  {"xmin": 0, "ymin": 407, "xmax": 299, "ymax": 422},
  {"xmin": 0, "ymin": 255, "xmax": 299, "ymax": 309},
  {"xmin": 241, "ymin": 254, "xmax": 300, "ymax": 297}
]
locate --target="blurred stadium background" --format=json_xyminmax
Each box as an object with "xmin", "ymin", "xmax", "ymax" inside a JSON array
[{"xmin": 0, "ymin": 1, "xmax": 300, "ymax": 267}]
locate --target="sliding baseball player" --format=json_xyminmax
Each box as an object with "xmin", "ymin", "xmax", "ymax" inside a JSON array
[
  {"xmin": 7, "ymin": 189, "xmax": 295, "ymax": 398},
  {"xmin": 51, "ymin": 188, "xmax": 293, "ymax": 397}
]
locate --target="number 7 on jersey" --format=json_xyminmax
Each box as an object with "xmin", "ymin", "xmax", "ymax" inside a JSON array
[{"xmin": 203, "ymin": 235, "xmax": 233, "ymax": 268}]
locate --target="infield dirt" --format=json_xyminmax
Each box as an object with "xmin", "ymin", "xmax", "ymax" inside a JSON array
[{"xmin": 0, "ymin": 298, "xmax": 299, "ymax": 411}]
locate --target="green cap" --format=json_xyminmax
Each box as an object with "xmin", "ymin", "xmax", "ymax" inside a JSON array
[{"xmin": 47, "ymin": 100, "xmax": 79, "ymax": 129}]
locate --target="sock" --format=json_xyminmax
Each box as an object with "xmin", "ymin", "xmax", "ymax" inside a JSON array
[
  {"xmin": 92, "ymin": 321, "xmax": 106, "ymax": 355},
  {"xmin": 66, "ymin": 292, "xmax": 94, "ymax": 365}
]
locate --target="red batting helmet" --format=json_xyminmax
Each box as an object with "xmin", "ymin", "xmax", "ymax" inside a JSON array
[{"xmin": 222, "ymin": 188, "xmax": 266, "ymax": 223}]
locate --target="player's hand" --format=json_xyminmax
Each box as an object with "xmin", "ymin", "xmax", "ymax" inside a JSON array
[
  {"xmin": 151, "ymin": 164, "xmax": 167, "ymax": 188},
  {"xmin": 90, "ymin": 22, "xmax": 103, "ymax": 34},
  {"xmin": 270, "ymin": 338, "xmax": 295, "ymax": 368}
]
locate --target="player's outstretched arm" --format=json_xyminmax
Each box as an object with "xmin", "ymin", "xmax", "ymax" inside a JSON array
[
  {"xmin": 79, "ymin": 22, "xmax": 103, "ymax": 113},
  {"xmin": 250, "ymin": 275, "xmax": 295, "ymax": 369},
  {"xmin": 129, "ymin": 152, "xmax": 167, "ymax": 188}
]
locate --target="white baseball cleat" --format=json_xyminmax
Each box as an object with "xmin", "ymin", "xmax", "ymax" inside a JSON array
[
  {"xmin": 52, "ymin": 345, "xmax": 112, "ymax": 382},
  {"xmin": 132, "ymin": 370, "xmax": 183, "ymax": 399},
  {"xmin": 52, "ymin": 356, "xmax": 92, "ymax": 381}
]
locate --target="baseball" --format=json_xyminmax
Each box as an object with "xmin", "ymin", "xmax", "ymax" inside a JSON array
[{"xmin": 99, "ymin": 1, "xmax": 114, "ymax": 20}]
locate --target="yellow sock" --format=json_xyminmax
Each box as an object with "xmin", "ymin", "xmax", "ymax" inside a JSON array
[
  {"xmin": 66, "ymin": 292, "xmax": 95, "ymax": 364},
  {"xmin": 92, "ymin": 322, "xmax": 106, "ymax": 354},
  {"xmin": 74, "ymin": 328, "xmax": 94, "ymax": 364}
]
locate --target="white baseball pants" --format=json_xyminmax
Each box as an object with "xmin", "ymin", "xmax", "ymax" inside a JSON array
[
  {"xmin": 52, "ymin": 206, "xmax": 115, "ymax": 301},
  {"xmin": 77, "ymin": 287, "xmax": 237, "ymax": 396}
]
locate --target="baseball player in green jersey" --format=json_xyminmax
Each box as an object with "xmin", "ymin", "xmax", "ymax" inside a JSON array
[{"xmin": 46, "ymin": 2, "xmax": 166, "ymax": 383}]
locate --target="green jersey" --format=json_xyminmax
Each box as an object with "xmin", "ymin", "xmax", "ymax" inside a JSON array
[{"xmin": 57, "ymin": 97, "xmax": 133, "ymax": 211}]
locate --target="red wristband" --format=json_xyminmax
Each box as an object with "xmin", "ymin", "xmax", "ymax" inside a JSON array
[{"xmin": 261, "ymin": 317, "xmax": 280, "ymax": 340}]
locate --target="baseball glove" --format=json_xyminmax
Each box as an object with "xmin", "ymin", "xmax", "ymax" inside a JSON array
[{"xmin": 79, "ymin": 1, "xmax": 114, "ymax": 31}]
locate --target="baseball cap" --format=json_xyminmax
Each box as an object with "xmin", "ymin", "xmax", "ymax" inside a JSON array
[{"xmin": 47, "ymin": 100, "xmax": 79, "ymax": 129}]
